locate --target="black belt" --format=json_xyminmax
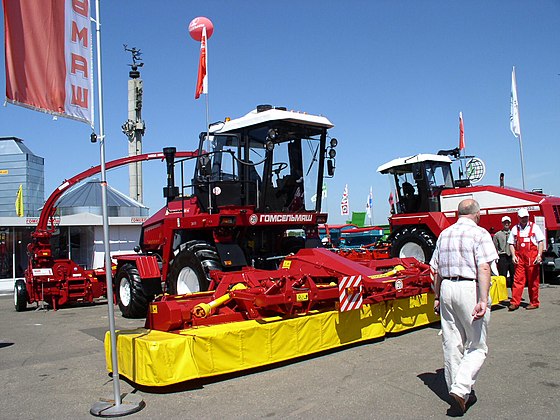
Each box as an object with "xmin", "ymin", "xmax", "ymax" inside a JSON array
[{"xmin": 445, "ymin": 277, "xmax": 477, "ymax": 282}]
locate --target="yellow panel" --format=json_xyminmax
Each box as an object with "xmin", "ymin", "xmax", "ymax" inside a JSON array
[
  {"xmin": 384, "ymin": 293, "xmax": 440, "ymax": 333},
  {"xmin": 490, "ymin": 275, "xmax": 508, "ymax": 304}
]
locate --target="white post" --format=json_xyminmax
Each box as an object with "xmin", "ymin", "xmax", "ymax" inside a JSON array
[
  {"xmin": 90, "ymin": 1, "xmax": 144, "ymax": 416},
  {"xmin": 518, "ymin": 132, "xmax": 527, "ymax": 191},
  {"xmin": 12, "ymin": 227, "xmax": 16, "ymax": 280},
  {"xmin": 205, "ymin": 71, "xmax": 212, "ymax": 214},
  {"xmin": 68, "ymin": 227, "xmax": 71, "ymax": 260}
]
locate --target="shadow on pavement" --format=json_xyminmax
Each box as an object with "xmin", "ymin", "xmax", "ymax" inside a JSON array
[
  {"xmin": 417, "ymin": 368, "xmax": 466, "ymax": 417},
  {"xmin": 0, "ymin": 341, "xmax": 14, "ymax": 349}
]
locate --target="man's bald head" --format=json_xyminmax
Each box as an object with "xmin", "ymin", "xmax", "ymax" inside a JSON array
[{"xmin": 458, "ymin": 199, "xmax": 481, "ymax": 218}]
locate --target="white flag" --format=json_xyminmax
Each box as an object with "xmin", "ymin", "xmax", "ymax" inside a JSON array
[
  {"xmin": 366, "ymin": 186, "xmax": 373, "ymax": 219},
  {"xmin": 510, "ymin": 66, "xmax": 521, "ymax": 138}
]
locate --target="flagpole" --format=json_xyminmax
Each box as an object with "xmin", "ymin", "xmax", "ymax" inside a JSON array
[
  {"xmin": 91, "ymin": 0, "xmax": 144, "ymax": 415},
  {"xmin": 205, "ymin": 90, "xmax": 212, "ymax": 214},
  {"xmin": 518, "ymin": 132, "xmax": 526, "ymax": 190},
  {"xmin": 203, "ymin": 27, "xmax": 212, "ymax": 214}
]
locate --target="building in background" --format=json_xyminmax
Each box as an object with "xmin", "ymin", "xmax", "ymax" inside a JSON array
[
  {"xmin": 0, "ymin": 138, "xmax": 148, "ymax": 293},
  {"xmin": 0, "ymin": 137, "xmax": 44, "ymax": 217}
]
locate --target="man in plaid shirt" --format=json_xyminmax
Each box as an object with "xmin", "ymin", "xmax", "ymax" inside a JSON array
[{"xmin": 430, "ymin": 199, "xmax": 498, "ymax": 414}]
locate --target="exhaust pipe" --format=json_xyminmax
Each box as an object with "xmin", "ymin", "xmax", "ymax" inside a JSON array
[{"xmin": 163, "ymin": 147, "xmax": 179, "ymax": 203}]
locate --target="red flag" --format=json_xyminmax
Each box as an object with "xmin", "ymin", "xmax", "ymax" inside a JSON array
[
  {"xmin": 195, "ymin": 26, "xmax": 208, "ymax": 99},
  {"xmin": 459, "ymin": 112, "xmax": 465, "ymax": 151},
  {"xmin": 3, "ymin": 0, "xmax": 94, "ymax": 125}
]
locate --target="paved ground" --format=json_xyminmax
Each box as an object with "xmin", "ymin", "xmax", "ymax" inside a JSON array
[{"xmin": 0, "ymin": 284, "xmax": 559, "ymax": 419}]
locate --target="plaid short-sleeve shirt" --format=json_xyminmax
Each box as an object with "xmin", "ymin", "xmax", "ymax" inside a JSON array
[{"xmin": 430, "ymin": 217, "xmax": 498, "ymax": 279}]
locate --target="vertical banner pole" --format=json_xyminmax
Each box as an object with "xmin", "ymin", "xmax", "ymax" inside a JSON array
[
  {"xmin": 518, "ymin": 132, "xmax": 526, "ymax": 191},
  {"xmin": 93, "ymin": 1, "xmax": 121, "ymax": 408},
  {"xmin": 12, "ymin": 227, "xmax": 16, "ymax": 281},
  {"xmin": 90, "ymin": 0, "xmax": 145, "ymax": 416},
  {"xmin": 205, "ymin": 87, "xmax": 212, "ymax": 214}
]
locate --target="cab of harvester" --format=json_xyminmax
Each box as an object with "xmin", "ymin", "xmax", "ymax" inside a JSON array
[
  {"xmin": 377, "ymin": 150, "xmax": 560, "ymax": 276},
  {"xmin": 116, "ymin": 105, "xmax": 337, "ymax": 317}
]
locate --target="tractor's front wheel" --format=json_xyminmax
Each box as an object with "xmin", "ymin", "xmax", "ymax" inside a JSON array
[
  {"xmin": 116, "ymin": 263, "xmax": 152, "ymax": 319},
  {"xmin": 390, "ymin": 227, "xmax": 436, "ymax": 263},
  {"xmin": 167, "ymin": 240, "xmax": 222, "ymax": 294},
  {"xmin": 14, "ymin": 279, "xmax": 27, "ymax": 312}
]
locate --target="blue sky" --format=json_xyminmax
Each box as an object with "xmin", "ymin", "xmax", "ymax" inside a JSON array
[{"xmin": 1, "ymin": 1, "xmax": 559, "ymax": 225}]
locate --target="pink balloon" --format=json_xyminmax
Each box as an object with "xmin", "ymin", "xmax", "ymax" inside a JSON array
[{"xmin": 188, "ymin": 17, "xmax": 214, "ymax": 41}]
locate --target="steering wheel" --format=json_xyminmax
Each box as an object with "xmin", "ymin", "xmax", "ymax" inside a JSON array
[{"xmin": 271, "ymin": 162, "xmax": 288, "ymax": 175}]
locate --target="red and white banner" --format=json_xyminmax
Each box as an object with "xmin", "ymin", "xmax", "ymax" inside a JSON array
[
  {"xmin": 3, "ymin": 0, "xmax": 94, "ymax": 125},
  {"xmin": 459, "ymin": 111, "xmax": 465, "ymax": 151},
  {"xmin": 338, "ymin": 275, "xmax": 363, "ymax": 312},
  {"xmin": 195, "ymin": 26, "xmax": 208, "ymax": 99},
  {"xmin": 340, "ymin": 184, "xmax": 349, "ymax": 216}
]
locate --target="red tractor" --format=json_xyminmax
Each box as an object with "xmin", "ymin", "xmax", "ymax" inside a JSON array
[
  {"xmin": 377, "ymin": 148, "xmax": 560, "ymax": 277},
  {"xmin": 114, "ymin": 105, "xmax": 339, "ymax": 317}
]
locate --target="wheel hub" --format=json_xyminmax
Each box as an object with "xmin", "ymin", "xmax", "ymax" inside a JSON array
[
  {"xmin": 176, "ymin": 267, "xmax": 200, "ymax": 294},
  {"xmin": 119, "ymin": 278, "xmax": 131, "ymax": 306},
  {"xmin": 399, "ymin": 242, "xmax": 426, "ymax": 262}
]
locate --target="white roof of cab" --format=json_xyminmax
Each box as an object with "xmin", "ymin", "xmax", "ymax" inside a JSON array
[
  {"xmin": 210, "ymin": 107, "xmax": 334, "ymax": 134},
  {"xmin": 377, "ymin": 153, "xmax": 452, "ymax": 173}
]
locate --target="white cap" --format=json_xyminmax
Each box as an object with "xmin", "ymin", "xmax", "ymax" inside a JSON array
[
  {"xmin": 501, "ymin": 216, "xmax": 511, "ymax": 223},
  {"xmin": 517, "ymin": 208, "xmax": 529, "ymax": 218}
]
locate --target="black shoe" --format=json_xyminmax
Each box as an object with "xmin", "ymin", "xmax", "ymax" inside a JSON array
[
  {"xmin": 450, "ymin": 392, "xmax": 466, "ymax": 413},
  {"xmin": 465, "ymin": 390, "xmax": 477, "ymax": 411}
]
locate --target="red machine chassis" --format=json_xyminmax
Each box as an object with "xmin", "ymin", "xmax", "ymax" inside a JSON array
[
  {"xmin": 146, "ymin": 248, "xmax": 433, "ymax": 332},
  {"xmin": 23, "ymin": 151, "xmax": 197, "ymax": 309}
]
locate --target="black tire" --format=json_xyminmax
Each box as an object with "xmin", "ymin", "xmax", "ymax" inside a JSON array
[
  {"xmin": 390, "ymin": 227, "xmax": 436, "ymax": 263},
  {"xmin": 14, "ymin": 279, "xmax": 27, "ymax": 312},
  {"xmin": 116, "ymin": 263, "xmax": 152, "ymax": 319},
  {"xmin": 167, "ymin": 240, "xmax": 222, "ymax": 295}
]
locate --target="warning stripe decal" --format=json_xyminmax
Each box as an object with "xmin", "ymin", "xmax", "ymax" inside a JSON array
[{"xmin": 338, "ymin": 275, "xmax": 363, "ymax": 312}]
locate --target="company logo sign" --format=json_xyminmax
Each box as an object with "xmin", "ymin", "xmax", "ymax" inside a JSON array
[{"xmin": 248, "ymin": 214, "xmax": 314, "ymax": 225}]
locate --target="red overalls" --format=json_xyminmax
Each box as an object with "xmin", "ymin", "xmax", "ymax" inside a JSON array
[{"xmin": 511, "ymin": 222, "xmax": 540, "ymax": 307}]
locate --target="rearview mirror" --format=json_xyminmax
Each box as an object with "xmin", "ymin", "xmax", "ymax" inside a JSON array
[{"xmin": 327, "ymin": 159, "xmax": 335, "ymax": 177}]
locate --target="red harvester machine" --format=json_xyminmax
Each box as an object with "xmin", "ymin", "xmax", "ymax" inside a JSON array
[
  {"xmin": 378, "ymin": 148, "xmax": 560, "ymax": 276},
  {"xmin": 15, "ymin": 151, "xmax": 196, "ymax": 311},
  {"xmin": 111, "ymin": 105, "xmax": 341, "ymax": 318}
]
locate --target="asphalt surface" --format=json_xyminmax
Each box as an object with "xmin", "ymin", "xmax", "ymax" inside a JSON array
[{"xmin": 0, "ymin": 284, "xmax": 559, "ymax": 420}]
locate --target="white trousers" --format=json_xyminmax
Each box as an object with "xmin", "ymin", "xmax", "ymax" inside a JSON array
[{"xmin": 440, "ymin": 279, "xmax": 490, "ymax": 399}]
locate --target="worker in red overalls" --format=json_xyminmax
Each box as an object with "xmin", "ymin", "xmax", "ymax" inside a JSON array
[{"xmin": 507, "ymin": 208, "xmax": 545, "ymax": 311}]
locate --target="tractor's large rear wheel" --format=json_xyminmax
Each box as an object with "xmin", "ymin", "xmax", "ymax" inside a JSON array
[
  {"xmin": 116, "ymin": 263, "xmax": 152, "ymax": 319},
  {"xmin": 167, "ymin": 240, "xmax": 222, "ymax": 294},
  {"xmin": 390, "ymin": 227, "xmax": 436, "ymax": 263},
  {"xmin": 14, "ymin": 279, "xmax": 27, "ymax": 312}
]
